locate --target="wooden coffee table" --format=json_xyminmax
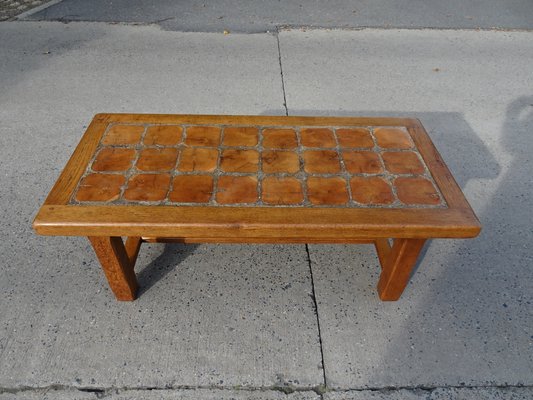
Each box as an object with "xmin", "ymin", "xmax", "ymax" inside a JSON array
[{"xmin": 33, "ymin": 114, "xmax": 481, "ymax": 301}]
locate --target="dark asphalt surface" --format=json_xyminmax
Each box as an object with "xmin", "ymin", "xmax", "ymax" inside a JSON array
[{"xmin": 24, "ymin": 0, "xmax": 533, "ymax": 32}]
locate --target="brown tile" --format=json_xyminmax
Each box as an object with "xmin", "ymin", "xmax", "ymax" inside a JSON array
[
  {"xmin": 101, "ymin": 125, "xmax": 144, "ymax": 145},
  {"xmin": 300, "ymin": 128, "xmax": 336, "ymax": 148},
  {"xmin": 169, "ymin": 175, "xmax": 214, "ymax": 203},
  {"xmin": 395, "ymin": 177, "xmax": 441, "ymax": 205},
  {"xmin": 343, "ymin": 151, "xmax": 383, "ymax": 174},
  {"xmin": 178, "ymin": 148, "xmax": 218, "ymax": 172},
  {"xmin": 136, "ymin": 148, "xmax": 179, "ymax": 171},
  {"xmin": 262, "ymin": 128, "xmax": 298, "ymax": 149},
  {"xmin": 303, "ymin": 150, "xmax": 341, "ymax": 174},
  {"xmin": 124, "ymin": 174, "xmax": 171, "ymax": 202},
  {"xmin": 92, "ymin": 148, "xmax": 136, "ymax": 172},
  {"xmin": 307, "ymin": 177, "xmax": 349, "ymax": 205},
  {"xmin": 382, "ymin": 151, "xmax": 425, "ymax": 174},
  {"xmin": 336, "ymin": 128, "xmax": 374, "ymax": 148},
  {"xmin": 374, "ymin": 127, "xmax": 413, "ymax": 149},
  {"xmin": 220, "ymin": 149, "xmax": 259, "ymax": 173},
  {"xmin": 144, "ymin": 125, "xmax": 183, "ymax": 146},
  {"xmin": 350, "ymin": 177, "xmax": 394, "ymax": 205},
  {"xmin": 217, "ymin": 176, "xmax": 258, "ymax": 204},
  {"xmin": 262, "ymin": 151, "xmax": 300, "ymax": 174},
  {"xmin": 223, "ymin": 127, "xmax": 259, "ymax": 147},
  {"xmin": 262, "ymin": 177, "xmax": 304, "ymax": 205},
  {"xmin": 185, "ymin": 126, "xmax": 221, "ymax": 146},
  {"xmin": 76, "ymin": 174, "xmax": 125, "ymax": 202}
]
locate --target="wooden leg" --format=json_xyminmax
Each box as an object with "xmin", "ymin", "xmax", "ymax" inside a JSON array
[
  {"xmin": 376, "ymin": 238, "xmax": 426, "ymax": 301},
  {"xmin": 124, "ymin": 236, "xmax": 142, "ymax": 266},
  {"xmin": 374, "ymin": 238, "xmax": 392, "ymax": 267},
  {"xmin": 88, "ymin": 236, "xmax": 139, "ymax": 301}
]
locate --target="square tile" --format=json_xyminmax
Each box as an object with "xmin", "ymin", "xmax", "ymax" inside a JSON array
[
  {"xmin": 262, "ymin": 128, "xmax": 298, "ymax": 149},
  {"xmin": 136, "ymin": 148, "xmax": 179, "ymax": 172},
  {"xmin": 123, "ymin": 174, "xmax": 171, "ymax": 202},
  {"xmin": 178, "ymin": 148, "xmax": 218, "ymax": 172},
  {"xmin": 262, "ymin": 151, "xmax": 300, "ymax": 174},
  {"xmin": 101, "ymin": 124, "xmax": 144, "ymax": 145},
  {"xmin": 336, "ymin": 128, "xmax": 373, "ymax": 148},
  {"xmin": 394, "ymin": 177, "xmax": 441, "ymax": 205},
  {"xmin": 143, "ymin": 125, "xmax": 183, "ymax": 146},
  {"xmin": 217, "ymin": 176, "xmax": 258, "ymax": 204},
  {"xmin": 350, "ymin": 176, "xmax": 395, "ymax": 205},
  {"xmin": 374, "ymin": 127, "xmax": 413, "ymax": 149},
  {"xmin": 382, "ymin": 151, "xmax": 425, "ymax": 174},
  {"xmin": 92, "ymin": 148, "xmax": 136, "ymax": 172},
  {"xmin": 169, "ymin": 175, "xmax": 214, "ymax": 203},
  {"xmin": 300, "ymin": 128, "xmax": 336, "ymax": 148},
  {"xmin": 75, "ymin": 173, "xmax": 125, "ymax": 202},
  {"xmin": 185, "ymin": 126, "xmax": 221, "ymax": 147},
  {"xmin": 307, "ymin": 177, "xmax": 349, "ymax": 205},
  {"xmin": 262, "ymin": 177, "xmax": 304, "ymax": 205},
  {"xmin": 303, "ymin": 150, "xmax": 341, "ymax": 174},
  {"xmin": 342, "ymin": 151, "xmax": 383, "ymax": 174},
  {"xmin": 220, "ymin": 149, "xmax": 259, "ymax": 173},
  {"xmin": 223, "ymin": 126, "xmax": 259, "ymax": 147}
]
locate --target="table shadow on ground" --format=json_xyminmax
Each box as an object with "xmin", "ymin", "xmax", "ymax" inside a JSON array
[{"xmin": 135, "ymin": 243, "xmax": 199, "ymax": 297}]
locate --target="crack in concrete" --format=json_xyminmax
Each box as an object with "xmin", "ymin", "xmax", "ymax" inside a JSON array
[
  {"xmin": 0, "ymin": 384, "xmax": 326, "ymax": 398},
  {"xmin": 275, "ymin": 29, "xmax": 289, "ymax": 117},
  {"xmin": 2, "ymin": 383, "xmax": 532, "ymax": 398},
  {"xmin": 305, "ymin": 244, "xmax": 328, "ymax": 391}
]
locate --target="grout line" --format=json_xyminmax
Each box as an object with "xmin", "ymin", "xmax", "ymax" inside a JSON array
[
  {"xmin": 305, "ymin": 244, "xmax": 328, "ymax": 390},
  {"xmin": 275, "ymin": 29, "xmax": 289, "ymax": 116}
]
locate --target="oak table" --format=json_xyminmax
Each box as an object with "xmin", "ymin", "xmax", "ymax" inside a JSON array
[{"xmin": 33, "ymin": 114, "xmax": 481, "ymax": 301}]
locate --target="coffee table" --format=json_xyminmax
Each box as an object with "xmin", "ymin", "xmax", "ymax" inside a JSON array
[{"xmin": 33, "ymin": 114, "xmax": 481, "ymax": 301}]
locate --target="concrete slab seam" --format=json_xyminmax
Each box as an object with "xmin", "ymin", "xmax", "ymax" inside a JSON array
[
  {"xmin": 2, "ymin": 384, "xmax": 533, "ymax": 398},
  {"xmin": 277, "ymin": 25, "xmax": 533, "ymax": 33},
  {"xmin": 305, "ymin": 244, "xmax": 328, "ymax": 392},
  {"xmin": 13, "ymin": 16, "xmax": 533, "ymax": 33},
  {"xmin": 322, "ymin": 384, "xmax": 533, "ymax": 394},
  {"xmin": 0, "ymin": 384, "xmax": 328, "ymax": 398},
  {"xmin": 6, "ymin": 20, "xmax": 533, "ymax": 34},
  {"xmin": 275, "ymin": 29, "xmax": 289, "ymax": 117}
]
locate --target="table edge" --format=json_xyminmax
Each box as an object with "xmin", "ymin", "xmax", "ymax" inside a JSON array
[{"xmin": 34, "ymin": 205, "xmax": 481, "ymax": 238}]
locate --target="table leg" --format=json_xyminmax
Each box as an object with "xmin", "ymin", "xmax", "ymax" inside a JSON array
[
  {"xmin": 88, "ymin": 236, "xmax": 139, "ymax": 301},
  {"xmin": 376, "ymin": 238, "xmax": 426, "ymax": 301}
]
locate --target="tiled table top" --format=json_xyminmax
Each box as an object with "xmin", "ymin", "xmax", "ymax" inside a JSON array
[
  {"xmin": 35, "ymin": 114, "xmax": 482, "ymax": 239},
  {"xmin": 71, "ymin": 122, "xmax": 445, "ymax": 208}
]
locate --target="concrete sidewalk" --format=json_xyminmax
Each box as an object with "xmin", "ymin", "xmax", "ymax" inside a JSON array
[{"xmin": 0, "ymin": 20, "xmax": 532, "ymax": 399}]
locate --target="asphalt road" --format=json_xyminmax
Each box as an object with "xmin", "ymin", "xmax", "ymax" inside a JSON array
[{"xmin": 24, "ymin": 0, "xmax": 533, "ymax": 32}]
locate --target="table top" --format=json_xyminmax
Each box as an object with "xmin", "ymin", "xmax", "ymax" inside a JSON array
[{"xmin": 34, "ymin": 114, "xmax": 481, "ymax": 240}]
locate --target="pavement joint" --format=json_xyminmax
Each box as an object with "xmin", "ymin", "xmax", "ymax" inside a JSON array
[
  {"xmin": 277, "ymin": 25, "xmax": 533, "ymax": 33},
  {"xmin": 5, "ymin": 17, "xmax": 533, "ymax": 33},
  {"xmin": 275, "ymin": 29, "xmax": 289, "ymax": 117},
  {"xmin": 305, "ymin": 244, "xmax": 328, "ymax": 391},
  {"xmin": 0, "ymin": 384, "xmax": 328, "ymax": 398},
  {"xmin": 2, "ymin": 384, "xmax": 532, "ymax": 398}
]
